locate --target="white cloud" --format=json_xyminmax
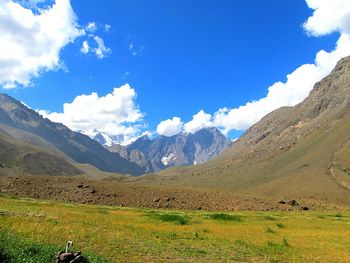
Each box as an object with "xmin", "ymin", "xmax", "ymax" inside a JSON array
[
  {"xmin": 93, "ymin": 36, "xmax": 111, "ymax": 59},
  {"xmin": 157, "ymin": 117, "xmax": 183, "ymax": 137},
  {"xmin": 184, "ymin": 110, "xmax": 213, "ymax": 133},
  {"xmin": 104, "ymin": 24, "xmax": 111, "ymax": 32},
  {"xmin": 0, "ymin": 0, "xmax": 84, "ymax": 88},
  {"xmin": 85, "ymin": 21, "xmax": 97, "ymax": 33},
  {"xmin": 80, "ymin": 40, "xmax": 89, "ymax": 54},
  {"xmin": 80, "ymin": 35, "xmax": 111, "ymax": 59},
  {"xmin": 80, "ymin": 20, "xmax": 111, "ymax": 59},
  {"xmin": 155, "ymin": 111, "xmax": 215, "ymax": 136},
  {"xmin": 41, "ymin": 84, "xmax": 145, "ymax": 145},
  {"xmin": 303, "ymin": 0, "xmax": 350, "ymax": 36}
]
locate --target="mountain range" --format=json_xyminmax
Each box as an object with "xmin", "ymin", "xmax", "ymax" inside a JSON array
[
  {"xmin": 0, "ymin": 94, "xmax": 231, "ymax": 176},
  {"xmin": 0, "ymin": 94, "xmax": 143, "ymax": 175},
  {"xmin": 100, "ymin": 127, "xmax": 232, "ymax": 173}
]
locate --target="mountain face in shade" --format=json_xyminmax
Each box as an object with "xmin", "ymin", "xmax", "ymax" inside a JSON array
[
  {"xmin": 105, "ymin": 127, "xmax": 232, "ymax": 173},
  {"xmin": 0, "ymin": 94, "xmax": 144, "ymax": 175}
]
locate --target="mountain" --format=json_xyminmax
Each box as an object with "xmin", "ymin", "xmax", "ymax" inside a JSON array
[
  {"xmin": 137, "ymin": 56, "xmax": 350, "ymax": 205},
  {"xmin": 0, "ymin": 124, "xmax": 83, "ymax": 176},
  {"xmin": 106, "ymin": 127, "xmax": 232, "ymax": 173},
  {"xmin": 0, "ymin": 94, "xmax": 144, "ymax": 175},
  {"xmin": 91, "ymin": 132, "xmax": 124, "ymax": 147}
]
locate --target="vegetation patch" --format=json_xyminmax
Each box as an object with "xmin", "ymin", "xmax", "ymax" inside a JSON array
[
  {"xmin": 148, "ymin": 212, "xmax": 190, "ymax": 225},
  {"xmin": 266, "ymin": 226, "xmax": 276, "ymax": 234},
  {"xmin": 265, "ymin": 238, "xmax": 291, "ymax": 253},
  {"xmin": 0, "ymin": 229, "xmax": 108, "ymax": 263},
  {"xmin": 335, "ymin": 213, "xmax": 343, "ymax": 218},
  {"xmin": 276, "ymin": 222, "xmax": 285, "ymax": 229},
  {"xmin": 208, "ymin": 213, "xmax": 242, "ymax": 222},
  {"xmin": 264, "ymin": 215, "xmax": 277, "ymax": 221}
]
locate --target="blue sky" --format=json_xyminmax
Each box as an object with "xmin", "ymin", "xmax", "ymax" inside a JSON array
[{"xmin": 2, "ymin": 0, "xmax": 350, "ymax": 144}]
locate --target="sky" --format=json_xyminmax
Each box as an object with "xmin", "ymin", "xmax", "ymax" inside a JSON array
[{"xmin": 1, "ymin": 0, "xmax": 350, "ymax": 145}]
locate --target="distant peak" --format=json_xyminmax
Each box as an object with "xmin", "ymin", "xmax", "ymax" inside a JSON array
[
  {"xmin": 194, "ymin": 127, "xmax": 221, "ymax": 134},
  {"xmin": 139, "ymin": 134, "xmax": 150, "ymax": 140}
]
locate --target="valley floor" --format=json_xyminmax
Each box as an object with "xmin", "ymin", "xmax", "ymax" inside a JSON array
[
  {"xmin": 0, "ymin": 175, "xmax": 346, "ymax": 212},
  {"xmin": 0, "ymin": 194, "xmax": 350, "ymax": 262}
]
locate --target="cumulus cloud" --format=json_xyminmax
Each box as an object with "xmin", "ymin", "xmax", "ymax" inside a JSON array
[
  {"xmin": 156, "ymin": 117, "xmax": 183, "ymax": 136},
  {"xmin": 303, "ymin": 0, "xmax": 350, "ymax": 36},
  {"xmin": 0, "ymin": 0, "xmax": 84, "ymax": 88},
  {"xmin": 156, "ymin": 111, "xmax": 214, "ymax": 136},
  {"xmin": 183, "ymin": 110, "xmax": 213, "ymax": 133},
  {"xmin": 40, "ymin": 84, "xmax": 145, "ymax": 145}
]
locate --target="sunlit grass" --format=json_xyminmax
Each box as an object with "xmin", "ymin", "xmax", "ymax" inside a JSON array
[{"xmin": 0, "ymin": 195, "xmax": 350, "ymax": 262}]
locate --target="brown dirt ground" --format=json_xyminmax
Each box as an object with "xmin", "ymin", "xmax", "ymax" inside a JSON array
[{"xmin": 0, "ymin": 175, "xmax": 346, "ymax": 211}]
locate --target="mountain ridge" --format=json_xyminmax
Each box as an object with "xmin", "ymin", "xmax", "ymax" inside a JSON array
[{"xmin": 0, "ymin": 94, "xmax": 144, "ymax": 175}]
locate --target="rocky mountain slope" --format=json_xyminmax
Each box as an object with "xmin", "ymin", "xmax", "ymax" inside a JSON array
[
  {"xmin": 0, "ymin": 94, "xmax": 144, "ymax": 175},
  {"xmin": 137, "ymin": 56, "xmax": 350, "ymax": 205},
  {"xmin": 104, "ymin": 127, "xmax": 232, "ymax": 173},
  {"xmin": 0, "ymin": 125, "xmax": 83, "ymax": 176}
]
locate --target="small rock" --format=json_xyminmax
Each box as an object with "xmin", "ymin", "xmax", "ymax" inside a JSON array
[
  {"xmin": 77, "ymin": 184, "xmax": 84, "ymax": 188},
  {"xmin": 301, "ymin": 206, "xmax": 309, "ymax": 211},
  {"xmin": 288, "ymin": 200, "xmax": 299, "ymax": 206},
  {"xmin": 90, "ymin": 188, "xmax": 96, "ymax": 194},
  {"xmin": 197, "ymin": 206, "xmax": 202, "ymax": 210},
  {"xmin": 278, "ymin": 200, "xmax": 286, "ymax": 204},
  {"xmin": 153, "ymin": 197, "xmax": 161, "ymax": 202}
]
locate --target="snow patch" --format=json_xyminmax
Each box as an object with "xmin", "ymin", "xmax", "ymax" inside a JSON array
[
  {"xmin": 161, "ymin": 153, "xmax": 176, "ymax": 166},
  {"xmin": 85, "ymin": 131, "xmax": 124, "ymax": 147},
  {"xmin": 100, "ymin": 133, "xmax": 114, "ymax": 147}
]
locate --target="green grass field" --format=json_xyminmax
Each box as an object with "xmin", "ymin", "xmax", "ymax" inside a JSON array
[{"xmin": 0, "ymin": 194, "xmax": 350, "ymax": 262}]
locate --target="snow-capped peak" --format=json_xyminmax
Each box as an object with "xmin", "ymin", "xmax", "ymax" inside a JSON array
[{"xmin": 89, "ymin": 132, "xmax": 124, "ymax": 147}]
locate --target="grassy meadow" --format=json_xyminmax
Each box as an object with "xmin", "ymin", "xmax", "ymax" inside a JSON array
[{"xmin": 0, "ymin": 194, "xmax": 350, "ymax": 262}]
